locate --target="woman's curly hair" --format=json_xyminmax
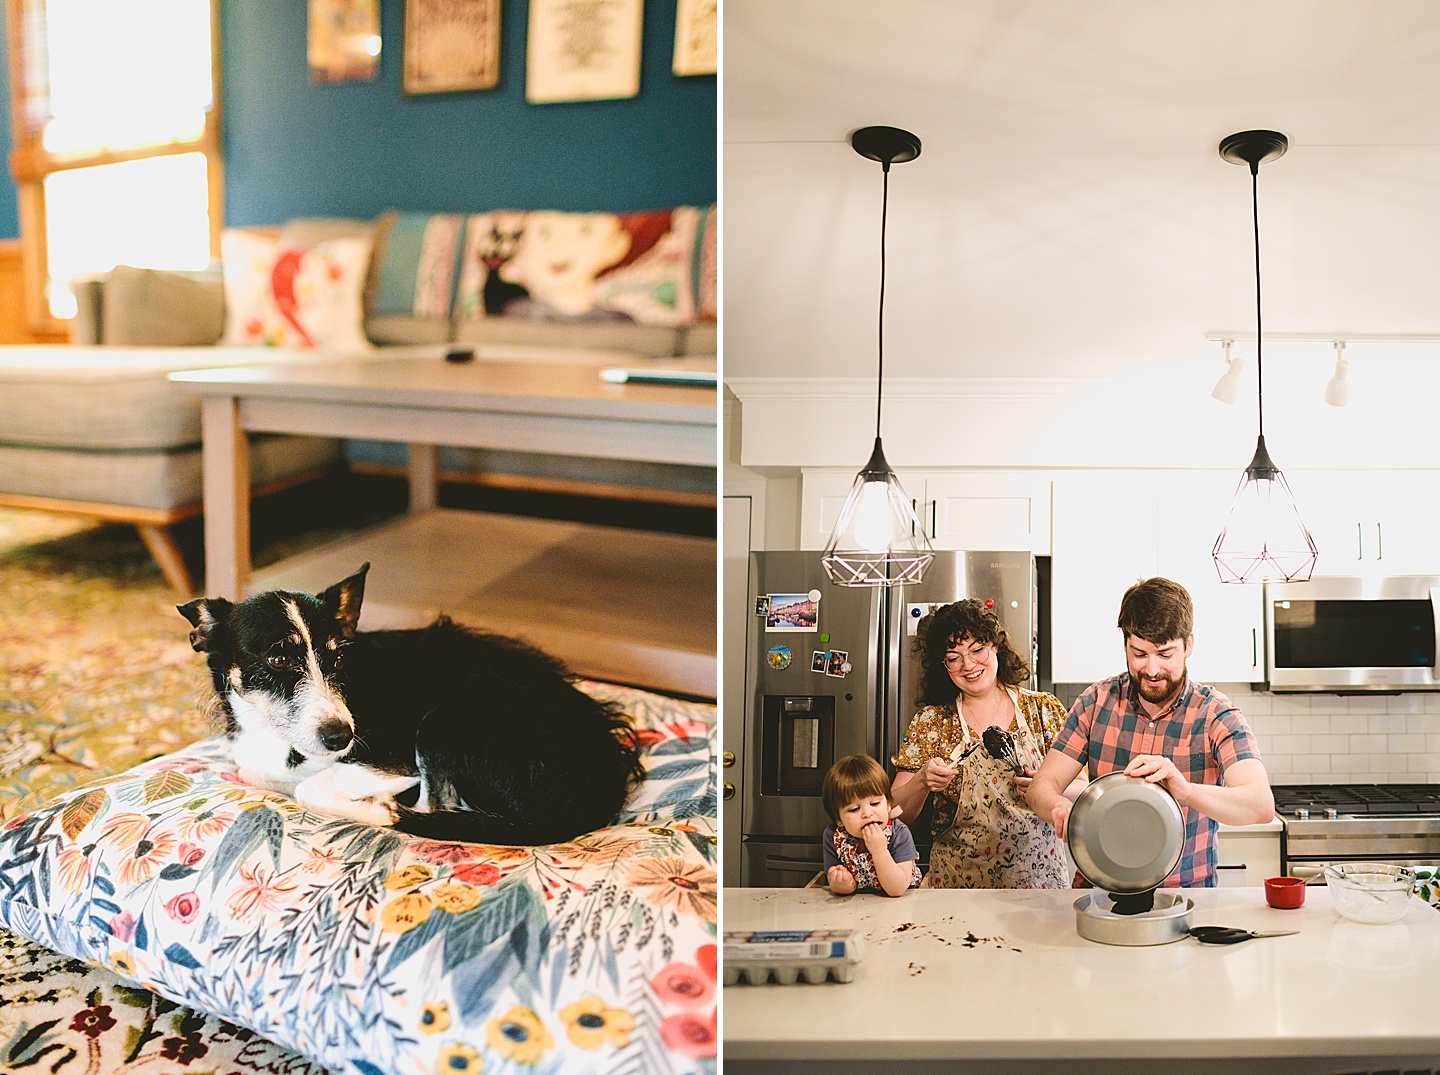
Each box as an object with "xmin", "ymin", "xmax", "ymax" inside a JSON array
[{"xmin": 914, "ymin": 599, "xmax": 1031, "ymax": 708}]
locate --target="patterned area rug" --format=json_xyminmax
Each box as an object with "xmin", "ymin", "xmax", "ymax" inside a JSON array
[{"xmin": 0, "ymin": 507, "xmax": 335, "ymax": 1074}]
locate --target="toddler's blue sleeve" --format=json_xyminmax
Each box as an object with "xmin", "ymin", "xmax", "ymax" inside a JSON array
[
  {"xmin": 821, "ymin": 825, "xmax": 840, "ymax": 869},
  {"xmin": 889, "ymin": 819, "xmax": 918, "ymax": 863}
]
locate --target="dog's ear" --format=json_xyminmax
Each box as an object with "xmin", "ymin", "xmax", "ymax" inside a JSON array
[
  {"xmin": 320, "ymin": 562, "xmax": 369, "ymax": 638},
  {"xmin": 177, "ymin": 597, "xmax": 232, "ymax": 652}
]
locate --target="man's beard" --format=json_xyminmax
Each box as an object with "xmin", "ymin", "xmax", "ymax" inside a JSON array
[{"xmin": 1136, "ymin": 667, "xmax": 1185, "ymax": 705}]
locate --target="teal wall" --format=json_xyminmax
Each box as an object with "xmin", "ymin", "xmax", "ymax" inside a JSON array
[
  {"xmin": 0, "ymin": 0, "xmax": 716, "ymax": 239},
  {"xmin": 0, "ymin": 11, "xmax": 16, "ymax": 240},
  {"xmin": 222, "ymin": 0, "xmax": 717, "ymax": 224}
]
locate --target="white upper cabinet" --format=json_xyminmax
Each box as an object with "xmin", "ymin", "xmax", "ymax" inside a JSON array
[
  {"xmin": 1284, "ymin": 471, "xmax": 1440, "ymax": 577},
  {"xmin": 798, "ymin": 469, "xmax": 1051, "ymax": 553},
  {"xmin": 922, "ymin": 471, "xmax": 1052, "ymax": 553},
  {"xmin": 1050, "ymin": 471, "xmax": 1159, "ymax": 685},
  {"xmin": 798, "ymin": 467, "xmax": 925, "ymax": 551},
  {"xmin": 1155, "ymin": 470, "xmax": 1264, "ymax": 684}
]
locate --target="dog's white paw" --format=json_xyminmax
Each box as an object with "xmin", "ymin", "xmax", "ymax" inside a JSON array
[
  {"xmin": 350, "ymin": 795, "xmax": 401, "ymax": 827},
  {"xmin": 294, "ymin": 764, "xmax": 415, "ymax": 827}
]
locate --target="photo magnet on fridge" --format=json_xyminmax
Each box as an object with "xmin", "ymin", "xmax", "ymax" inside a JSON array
[
  {"xmin": 754, "ymin": 595, "xmax": 770, "ymax": 616},
  {"xmin": 765, "ymin": 593, "xmax": 818, "ymax": 632},
  {"xmin": 811, "ymin": 650, "xmax": 828, "ymax": 673},
  {"xmin": 825, "ymin": 649, "xmax": 851, "ymax": 677}
]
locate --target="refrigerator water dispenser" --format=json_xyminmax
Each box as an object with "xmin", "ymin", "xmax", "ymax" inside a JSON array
[{"xmin": 760, "ymin": 695, "xmax": 835, "ymax": 796}]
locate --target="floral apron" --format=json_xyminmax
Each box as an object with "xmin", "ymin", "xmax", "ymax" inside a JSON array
[
  {"xmin": 829, "ymin": 823, "xmax": 923, "ymax": 892},
  {"xmin": 919, "ymin": 688, "xmax": 1069, "ymax": 889}
]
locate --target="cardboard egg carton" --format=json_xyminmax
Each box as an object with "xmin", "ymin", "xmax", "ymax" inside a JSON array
[{"xmin": 722, "ymin": 928, "xmax": 862, "ymax": 985}]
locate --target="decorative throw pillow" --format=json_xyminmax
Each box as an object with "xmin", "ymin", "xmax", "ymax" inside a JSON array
[
  {"xmin": 369, "ymin": 211, "xmax": 467, "ymax": 322},
  {"xmin": 220, "ymin": 229, "xmax": 372, "ymax": 351},
  {"xmin": 0, "ymin": 682, "xmax": 717, "ymax": 1075},
  {"xmin": 453, "ymin": 208, "xmax": 705, "ymax": 327}
]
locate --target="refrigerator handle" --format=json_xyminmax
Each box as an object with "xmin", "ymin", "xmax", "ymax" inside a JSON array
[{"xmin": 930, "ymin": 499, "xmax": 937, "ymax": 539}]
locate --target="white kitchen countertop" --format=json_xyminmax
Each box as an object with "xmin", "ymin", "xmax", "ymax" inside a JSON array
[{"xmin": 722, "ymin": 885, "xmax": 1440, "ymax": 1074}]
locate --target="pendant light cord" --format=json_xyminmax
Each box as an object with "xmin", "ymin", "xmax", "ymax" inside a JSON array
[
  {"xmin": 875, "ymin": 161, "xmax": 890, "ymax": 440},
  {"xmin": 1251, "ymin": 165, "xmax": 1264, "ymax": 440}
]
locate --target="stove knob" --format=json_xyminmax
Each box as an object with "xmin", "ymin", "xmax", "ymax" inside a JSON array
[
  {"xmin": 1324, "ymin": 808, "xmax": 1339, "ymax": 820},
  {"xmin": 1294, "ymin": 808, "xmax": 1310, "ymax": 820}
]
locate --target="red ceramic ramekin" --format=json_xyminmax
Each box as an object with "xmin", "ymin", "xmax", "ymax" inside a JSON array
[{"xmin": 1264, "ymin": 875, "xmax": 1307, "ymax": 909}]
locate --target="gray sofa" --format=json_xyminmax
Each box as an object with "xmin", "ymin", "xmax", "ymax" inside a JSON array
[
  {"xmin": 0, "ymin": 345, "xmax": 344, "ymax": 595},
  {"xmin": 11, "ymin": 212, "xmax": 714, "ymax": 593}
]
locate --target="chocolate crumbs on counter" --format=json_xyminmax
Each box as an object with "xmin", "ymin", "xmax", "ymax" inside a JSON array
[{"xmin": 907, "ymin": 962, "xmax": 925, "ymax": 976}]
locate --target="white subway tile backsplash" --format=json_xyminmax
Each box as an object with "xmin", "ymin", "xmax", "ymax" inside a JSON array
[
  {"xmin": 1235, "ymin": 692, "xmax": 1270, "ymax": 715},
  {"xmin": 1328, "ymin": 713, "xmax": 1371, "ymax": 736},
  {"xmin": 1387, "ymin": 733, "xmax": 1427, "ymax": 753},
  {"xmin": 1406, "ymin": 713, "xmax": 1440, "ymax": 735},
  {"xmin": 1253, "ymin": 713, "xmax": 1291, "ymax": 736},
  {"xmin": 1173, "ymin": 686, "xmax": 1440, "ymax": 781}
]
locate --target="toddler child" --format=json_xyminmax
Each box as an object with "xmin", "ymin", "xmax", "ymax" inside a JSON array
[{"xmin": 820, "ymin": 753, "xmax": 922, "ymax": 896}]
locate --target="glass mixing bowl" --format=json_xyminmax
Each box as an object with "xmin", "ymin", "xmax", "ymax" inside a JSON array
[{"xmin": 1323, "ymin": 863, "xmax": 1416, "ymax": 924}]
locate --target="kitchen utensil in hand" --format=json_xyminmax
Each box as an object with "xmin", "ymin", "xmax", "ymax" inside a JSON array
[
  {"xmin": 948, "ymin": 740, "xmax": 983, "ymax": 765},
  {"xmin": 1188, "ymin": 926, "xmax": 1298, "ymax": 944},
  {"xmin": 981, "ymin": 726, "xmax": 1025, "ymax": 775}
]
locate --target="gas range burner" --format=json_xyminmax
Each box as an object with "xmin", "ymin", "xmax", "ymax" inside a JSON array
[{"xmin": 1272, "ymin": 783, "xmax": 1440, "ymax": 818}]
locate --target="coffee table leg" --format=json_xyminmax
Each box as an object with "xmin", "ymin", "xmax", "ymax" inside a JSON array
[
  {"xmin": 202, "ymin": 395, "xmax": 251, "ymax": 599},
  {"xmin": 408, "ymin": 442, "xmax": 438, "ymax": 513}
]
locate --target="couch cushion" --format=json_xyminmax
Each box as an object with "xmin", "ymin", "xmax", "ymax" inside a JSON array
[
  {"xmin": 449, "ymin": 315, "xmax": 681, "ymax": 357},
  {"xmin": 0, "ymin": 434, "xmax": 342, "ymax": 512},
  {"xmin": 220, "ymin": 230, "xmax": 373, "ymax": 351},
  {"xmin": 0, "ymin": 346, "xmax": 349, "ymax": 452},
  {"xmin": 367, "ymin": 211, "xmax": 466, "ymax": 346},
  {"xmin": 452, "ymin": 208, "xmax": 708, "ymax": 339},
  {"xmin": 680, "ymin": 323, "xmax": 716, "ymax": 356},
  {"xmin": 102, "ymin": 266, "xmax": 225, "ymax": 347}
]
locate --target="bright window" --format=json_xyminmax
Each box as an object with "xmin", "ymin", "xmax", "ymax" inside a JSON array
[{"xmin": 8, "ymin": 0, "xmax": 222, "ymax": 326}]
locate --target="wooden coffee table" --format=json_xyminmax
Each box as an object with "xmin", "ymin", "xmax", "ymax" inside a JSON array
[{"xmin": 170, "ymin": 351, "xmax": 717, "ymax": 696}]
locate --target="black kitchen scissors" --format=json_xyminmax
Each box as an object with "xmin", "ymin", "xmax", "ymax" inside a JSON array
[{"xmin": 1188, "ymin": 926, "xmax": 1298, "ymax": 944}]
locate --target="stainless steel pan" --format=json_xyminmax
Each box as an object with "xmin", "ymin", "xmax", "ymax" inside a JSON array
[{"xmin": 1066, "ymin": 771, "xmax": 1184, "ymax": 894}]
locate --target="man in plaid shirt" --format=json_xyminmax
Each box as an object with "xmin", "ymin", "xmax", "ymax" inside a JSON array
[{"xmin": 1028, "ymin": 577, "xmax": 1275, "ymax": 886}]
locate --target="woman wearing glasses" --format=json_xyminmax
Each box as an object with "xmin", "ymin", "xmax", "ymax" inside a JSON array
[{"xmin": 890, "ymin": 599, "xmax": 1083, "ymax": 888}]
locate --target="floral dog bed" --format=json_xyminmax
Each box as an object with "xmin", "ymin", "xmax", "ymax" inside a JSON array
[{"xmin": 0, "ymin": 681, "xmax": 717, "ymax": 1075}]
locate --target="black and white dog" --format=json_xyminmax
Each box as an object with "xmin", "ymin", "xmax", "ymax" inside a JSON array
[{"xmin": 178, "ymin": 563, "xmax": 642, "ymax": 845}]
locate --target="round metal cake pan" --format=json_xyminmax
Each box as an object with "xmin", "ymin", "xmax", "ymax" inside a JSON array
[
  {"xmin": 1074, "ymin": 891, "xmax": 1193, "ymax": 946},
  {"xmin": 1067, "ymin": 771, "xmax": 1184, "ymax": 893}
]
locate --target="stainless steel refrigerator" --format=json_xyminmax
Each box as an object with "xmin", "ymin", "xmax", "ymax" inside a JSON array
[{"xmin": 739, "ymin": 549, "xmax": 1039, "ymax": 887}]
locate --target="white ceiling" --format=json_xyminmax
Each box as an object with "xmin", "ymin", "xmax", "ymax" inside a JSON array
[{"xmin": 722, "ymin": 0, "xmax": 1440, "ymax": 383}]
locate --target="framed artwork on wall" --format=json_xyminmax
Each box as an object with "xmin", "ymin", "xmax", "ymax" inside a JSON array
[
  {"xmin": 404, "ymin": 0, "xmax": 501, "ymax": 94},
  {"xmin": 672, "ymin": 0, "xmax": 715, "ymax": 76},
  {"xmin": 308, "ymin": 0, "xmax": 382, "ymax": 83},
  {"xmin": 526, "ymin": 0, "xmax": 643, "ymax": 104}
]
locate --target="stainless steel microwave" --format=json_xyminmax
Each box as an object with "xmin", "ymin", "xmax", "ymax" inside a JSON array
[{"xmin": 1264, "ymin": 576, "xmax": 1440, "ymax": 692}]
